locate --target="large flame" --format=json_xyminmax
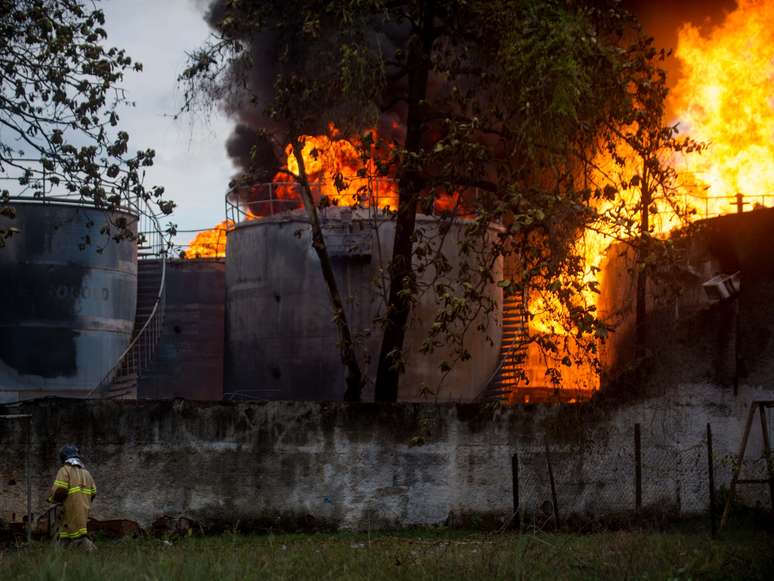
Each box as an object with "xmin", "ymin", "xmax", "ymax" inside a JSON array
[
  {"xmin": 186, "ymin": 1, "xmax": 774, "ymax": 397},
  {"xmin": 184, "ymin": 126, "xmax": 396, "ymax": 259},
  {"xmin": 186, "ymin": 124, "xmax": 464, "ymax": 258},
  {"xmin": 272, "ymin": 126, "xmax": 400, "ymax": 211},
  {"xmin": 583, "ymin": 0, "xmax": 774, "ymax": 287},
  {"xmin": 542, "ymin": 0, "xmax": 774, "ymax": 389},
  {"xmin": 671, "ymin": 0, "xmax": 774, "ymax": 213},
  {"xmin": 184, "ymin": 220, "xmax": 231, "ymax": 259},
  {"xmin": 276, "ymin": 124, "xmax": 461, "ymax": 213},
  {"xmin": 528, "ymin": 0, "xmax": 774, "ymax": 391}
]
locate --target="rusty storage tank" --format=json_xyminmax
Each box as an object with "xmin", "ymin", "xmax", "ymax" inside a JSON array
[
  {"xmin": 225, "ymin": 207, "xmax": 503, "ymax": 401},
  {"xmin": 0, "ymin": 200, "xmax": 137, "ymax": 402},
  {"xmin": 137, "ymin": 258, "xmax": 225, "ymax": 400}
]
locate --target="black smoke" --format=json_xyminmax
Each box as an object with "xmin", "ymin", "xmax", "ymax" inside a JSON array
[
  {"xmin": 202, "ymin": 0, "xmax": 736, "ymax": 213},
  {"xmin": 202, "ymin": 0, "xmax": 408, "ymax": 209}
]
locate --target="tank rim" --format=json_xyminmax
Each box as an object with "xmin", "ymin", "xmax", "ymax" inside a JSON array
[
  {"xmin": 229, "ymin": 208, "xmax": 505, "ymax": 233},
  {"xmin": 6, "ymin": 196, "xmax": 138, "ymax": 220},
  {"xmin": 167, "ymin": 257, "xmax": 226, "ymax": 265}
]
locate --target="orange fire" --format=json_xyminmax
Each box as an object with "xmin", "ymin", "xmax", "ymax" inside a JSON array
[
  {"xmin": 671, "ymin": 0, "xmax": 774, "ymax": 214},
  {"xmin": 529, "ymin": 0, "xmax": 774, "ymax": 392},
  {"xmin": 581, "ymin": 0, "xmax": 774, "ymax": 285},
  {"xmin": 186, "ymin": 124, "xmax": 471, "ymax": 258},
  {"xmin": 272, "ymin": 124, "xmax": 400, "ymax": 211},
  {"xmin": 184, "ymin": 126, "xmax": 390, "ymax": 258},
  {"xmin": 184, "ymin": 220, "xmax": 231, "ymax": 259},
  {"xmin": 185, "ymin": 2, "xmax": 774, "ymax": 396}
]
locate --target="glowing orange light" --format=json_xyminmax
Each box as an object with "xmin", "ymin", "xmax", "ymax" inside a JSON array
[
  {"xmin": 184, "ymin": 220, "xmax": 231, "ymax": 259},
  {"xmin": 273, "ymin": 124, "xmax": 400, "ymax": 210},
  {"xmin": 671, "ymin": 0, "xmax": 774, "ymax": 213}
]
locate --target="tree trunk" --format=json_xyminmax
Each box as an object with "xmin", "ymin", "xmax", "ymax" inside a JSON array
[
  {"xmin": 635, "ymin": 165, "xmax": 651, "ymax": 357},
  {"xmin": 373, "ymin": 0, "xmax": 435, "ymax": 402},
  {"xmin": 292, "ymin": 140, "xmax": 364, "ymax": 401}
]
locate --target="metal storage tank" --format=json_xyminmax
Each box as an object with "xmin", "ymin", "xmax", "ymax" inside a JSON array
[
  {"xmin": 0, "ymin": 200, "xmax": 137, "ymax": 402},
  {"xmin": 225, "ymin": 207, "xmax": 502, "ymax": 401},
  {"xmin": 137, "ymin": 258, "xmax": 225, "ymax": 400}
]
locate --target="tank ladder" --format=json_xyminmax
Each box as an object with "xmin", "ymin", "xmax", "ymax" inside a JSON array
[
  {"xmin": 477, "ymin": 286, "xmax": 529, "ymax": 403},
  {"xmin": 89, "ymin": 200, "xmax": 168, "ymax": 398}
]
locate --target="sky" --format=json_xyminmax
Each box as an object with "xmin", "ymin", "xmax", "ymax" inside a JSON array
[{"xmin": 101, "ymin": 0, "xmax": 233, "ymax": 247}]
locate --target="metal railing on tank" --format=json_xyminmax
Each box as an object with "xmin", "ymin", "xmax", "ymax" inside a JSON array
[
  {"xmin": 225, "ymin": 179, "xmax": 401, "ymax": 226},
  {"xmin": 1, "ymin": 158, "xmax": 57, "ymax": 200},
  {"xmin": 627, "ymin": 190, "xmax": 774, "ymax": 234},
  {"xmin": 223, "ymin": 178, "xmax": 496, "ymax": 226},
  {"xmin": 685, "ymin": 191, "xmax": 773, "ymax": 219}
]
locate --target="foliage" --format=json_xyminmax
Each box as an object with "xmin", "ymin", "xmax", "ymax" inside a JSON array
[
  {"xmin": 181, "ymin": 0, "xmax": 388, "ymax": 400},
  {"xmin": 405, "ymin": 0, "xmax": 626, "ymax": 387},
  {"xmin": 587, "ymin": 33, "xmax": 706, "ymax": 351},
  {"xmin": 0, "ymin": 0, "xmax": 173, "ymax": 247},
  {"xmin": 181, "ymin": 0, "xmax": 683, "ymax": 399},
  {"xmin": 179, "ymin": 1, "xmax": 383, "ymax": 140},
  {"xmin": 360, "ymin": 0, "xmax": 671, "ymax": 394}
]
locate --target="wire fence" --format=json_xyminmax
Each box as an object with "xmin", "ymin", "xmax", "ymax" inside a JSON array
[
  {"xmin": 0, "ymin": 404, "xmax": 771, "ymax": 541},
  {"xmin": 509, "ymin": 413, "xmax": 773, "ymax": 532}
]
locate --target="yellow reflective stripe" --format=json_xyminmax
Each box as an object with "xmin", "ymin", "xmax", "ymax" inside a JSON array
[
  {"xmin": 53, "ymin": 480, "xmax": 68, "ymax": 488},
  {"xmin": 66, "ymin": 486, "xmax": 96, "ymax": 496},
  {"xmin": 58, "ymin": 528, "xmax": 88, "ymax": 539},
  {"xmin": 59, "ymin": 529, "xmax": 88, "ymax": 539}
]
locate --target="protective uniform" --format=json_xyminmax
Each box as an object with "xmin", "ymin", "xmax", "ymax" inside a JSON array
[{"xmin": 47, "ymin": 445, "xmax": 97, "ymax": 542}]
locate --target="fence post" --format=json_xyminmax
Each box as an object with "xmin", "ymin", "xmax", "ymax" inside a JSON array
[
  {"xmin": 511, "ymin": 453, "xmax": 520, "ymax": 529},
  {"xmin": 544, "ymin": 439, "xmax": 560, "ymax": 528},
  {"xmin": 25, "ymin": 416, "xmax": 31, "ymax": 543},
  {"xmin": 707, "ymin": 423, "xmax": 717, "ymax": 537},
  {"xmin": 635, "ymin": 423, "xmax": 642, "ymax": 513}
]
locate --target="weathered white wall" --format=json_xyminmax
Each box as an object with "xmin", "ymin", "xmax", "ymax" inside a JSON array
[{"xmin": 0, "ymin": 383, "xmax": 771, "ymax": 531}]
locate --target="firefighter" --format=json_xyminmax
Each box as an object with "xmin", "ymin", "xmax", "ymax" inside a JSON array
[{"xmin": 47, "ymin": 444, "xmax": 97, "ymax": 551}]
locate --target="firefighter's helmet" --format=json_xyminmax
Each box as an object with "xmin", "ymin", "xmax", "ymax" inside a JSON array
[{"xmin": 59, "ymin": 444, "xmax": 80, "ymax": 464}]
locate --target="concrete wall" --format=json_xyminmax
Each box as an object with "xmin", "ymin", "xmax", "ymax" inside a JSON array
[{"xmin": 1, "ymin": 383, "xmax": 771, "ymax": 531}]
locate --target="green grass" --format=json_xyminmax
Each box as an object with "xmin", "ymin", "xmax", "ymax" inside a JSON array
[{"xmin": 1, "ymin": 528, "xmax": 772, "ymax": 580}]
